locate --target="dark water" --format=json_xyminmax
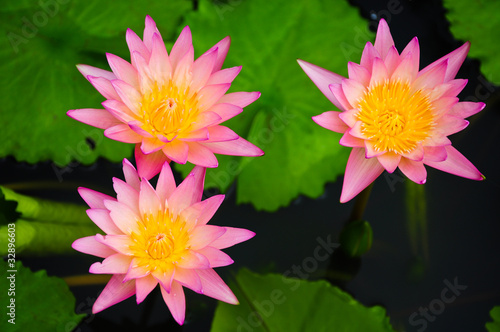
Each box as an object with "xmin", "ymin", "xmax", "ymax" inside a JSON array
[{"xmin": 3, "ymin": 0, "xmax": 500, "ymax": 331}]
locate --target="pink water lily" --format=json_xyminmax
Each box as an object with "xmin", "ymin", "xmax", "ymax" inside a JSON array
[
  {"xmin": 72, "ymin": 159, "xmax": 254, "ymax": 325},
  {"xmin": 298, "ymin": 19, "xmax": 484, "ymax": 203},
  {"xmin": 68, "ymin": 16, "xmax": 263, "ymax": 179}
]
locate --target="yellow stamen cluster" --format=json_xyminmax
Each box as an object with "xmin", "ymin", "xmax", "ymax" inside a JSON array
[{"xmin": 356, "ymin": 79, "xmax": 435, "ymax": 154}]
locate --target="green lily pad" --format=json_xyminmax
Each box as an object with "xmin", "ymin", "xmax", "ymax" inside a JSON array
[
  {"xmin": 211, "ymin": 268, "xmax": 396, "ymax": 332},
  {"xmin": 486, "ymin": 306, "xmax": 500, "ymax": 332},
  {"xmin": 444, "ymin": 0, "xmax": 500, "ymax": 85},
  {"xmin": 0, "ymin": 188, "xmax": 20, "ymax": 226},
  {"xmin": 181, "ymin": 0, "xmax": 372, "ymax": 211},
  {"xmin": 0, "ymin": 0, "xmax": 192, "ymax": 166},
  {"xmin": 0, "ymin": 260, "xmax": 85, "ymax": 331}
]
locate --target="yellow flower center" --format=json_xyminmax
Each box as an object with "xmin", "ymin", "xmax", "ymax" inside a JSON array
[
  {"xmin": 140, "ymin": 82, "xmax": 199, "ymax": 141},
  {"xmin": 355, "ymin": 79, "xmax": 435, "ymax": 154},
  {"xmin": 129, "ymin": 209, "xmax": 191, "ymax": 272}
]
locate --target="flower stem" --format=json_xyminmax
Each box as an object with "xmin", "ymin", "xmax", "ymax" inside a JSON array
[{"xmin": 348, "ymin": 183, "xmax": 374, "ymax": 223}]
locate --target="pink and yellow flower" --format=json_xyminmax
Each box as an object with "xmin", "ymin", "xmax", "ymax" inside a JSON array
[
  {"xmin": 298, "ymin": 19, "xmax": 484, "ymax": 203},
  {"xmin": 72, "ymin": 159, "xmax": 254, "ymax": 325},
  {"xmin": 68, "ymin": 16, "xmax": 263, "ymax": 179}
]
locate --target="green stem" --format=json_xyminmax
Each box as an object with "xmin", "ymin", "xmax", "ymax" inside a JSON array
[
  {"xmin": 348, "ymin": 183, "xmax": 374, "ymax": 223},
  {"xmin": 1, "ymin": 186, "xmax": 89, "ymax": 224}
]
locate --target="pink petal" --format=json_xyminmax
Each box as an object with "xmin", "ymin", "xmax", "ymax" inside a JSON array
[
  {"xmin": 110, "ymin": 79, "xmax": 142, "ymax": 114},
  {"xmin": 401, "ymin": 144, "xmax": 425, "ymax": 162},
  {"xmin": 209, "ymin": 227, "xmax": 255, "ymax": 249},
  {"xmin": 207, "ymin": 66, "xmax": 241, "ymax": 85},
  {"xmin": 128, "ymin": 121, "xmax": 154, "ymax": 139},
  {"xmin": 364, "ymin": 140, "xmax": 384, "ymax": 158},
  {"xmin": 160, "ymin": 281, "xmax": 186, "ymax": 325},
  {"xmin": 172, "ymin": 47, "xmax": 194, "ymax": 91},
  {"xmin": 126, "ymin": 28, "xmax": 151, "ymax": 64},
  {"xmin": 189, "ymin": 111, "xmax": 222, "ymax": 131},
  {"xmin": 204, "ymin": 36, "xmax": 231, "ymax": 72},
  {"xmin": 89, "ymin": 253, "xmax": 132, "ymax": 274},
  {"xmin": 197, "ymin": 246, "xmax": 234, "ymax": 268},
  {"xmin": 186, "ymin": 142, "xmax": 219, "ymax": 167},
  {"xmin": 93, "ymin": 274, "xmax": 136, "ymax": 314},
  {"xmin": 423, "ymin": 146, "xmax": 447, "ymax": 162},
  {"xmin": 206, "ymin": 125, "xmax": 239, "ymax": 142},
  {"xmin": 424, "ymin": 145, "xmax": 484, "ymax": 180},
  {"xmin": 339, "ymin": 132, "xmax": 364, "ymax": 148},
  {"xmin": 174, "ymin": 268, "xmax": 202, "ymax": 293},
  {"xmin": 131, "ymin": 51, "xmax": 154, "ymax": 91},
  {"xmin": 168, "ymin": 166, "xmax": 206, "ymax": 214},
  {"xmin": 135, "ymin": 146, "xmax": 169, "ymax": 180},
  {"xmin": 201, "ymin": 137, "xmax": 264, "ymax": 157},
  {"xmin": 360, "ymin": 42, "xmax": 381, "ymax": 72},
  {"xmin": 135, "ymin": 274, "xmax": 158, "ymax": 304},
  {"xmin": 436, "ymin": 115, "xmax": 469, "ymax": 136},
  {"xmin": 177, "ymin": 128, "xmax": 209, "ymax": 142},
  {"xmin": 176, "ymin": 250, "xmax": 210, "ymax": 269},
  {"xmin": 347, "ymin": 62, "xmax": 370, "ymax": 86},
  {"xmin": 217, "ymin": 91, "xmax": 260, "ymax": 108},
  {"xmin": 312, "ymin": 111, "xmax": 349, "ymax": 133},
  {"xmin": 369, "ymin": 57, "xmax": 389, "ymax": 87},
  {"xmin": 373, "ymin": 19, "xmax": 394, "ymax": 60},
  {"xmin": 338, "ymin": 108, "xmax": 359, "ymax": 127},
  {"xmin": 143, "ymin": 15, "xmax": 160, "ymax": 50},
  {"xmin": 106, "ymin": 53, "xmax": 139, "ymax": 88},
  {"xmin": 67, "ymin": 108, "xmax": 121, "ymax": 130},
  {"xmin": 413, "ymin": 59, "xmax": 447, "ymax": 91},
  {"xmin": 421, "ymin": 42, "xmax": 470, "ymax": 82},
  {"xmin": 113, "ymin": 178, "xmax": 139, "ymax": 214},
  {"xmin": 87, "ymin": 208, "xmax": 123, "ymax": 235},
  {"xmin": 183, "ymin": 194, "xmax": 225, "ymax": 227},
  {"xmin": 123, "ymin": 261, "xmax": 150, "ymax": 281},
  {"xmin": 95, "ymin": 234, "xmax": 134, "ymax": 256},
  {"xmin": 140, "ymin": 137, "xmax": 164, "ymax": 154},
  {"xmin": 340, "ymin": 148, "xmax": 384, "ymax": 203},
  {"xmin": 156, "ymin": 161, "xmax": 176, "ymax": 202},
  {"xmin": 149, "ymin": 33, "xmax": 172, "ymax": 85},
  {"xmin": 72, "ymin": 236, "xmax": 116, "ymax": 258},
  {"xmin": 191, "ymin": 48, "xmax": 218, "ymax": 92},
  {"xmin": 122, "ymin": 158, "xmax": 140, "ymax": 191},
  {"xmin": 152, "ymin": 267, "xmax": 175, "ymax": 293},
  {"xmin": 197, "ymin": 268, "xmax": 238, "ymax": 304},
  {"xmin": 329, "ymin": 83, "xmax": 352, "ymax": 112},
  {"xmin": 170, "ymin": 26, "xmax": 192, "ymax": 70},
  {"xmin": 341, "ymin": 79, "xmax": 366, "ymax": 109},
  {"xmin": 431, "ymin": 96, "xmax": 459, "ymax": 118},
  {"xmin": 430, "ymin": 79, "xmax": 467, "ymax": 100},
  {"xmin": 377, "ymin": 152, "xmax": 401, "ymax": 173},
  {"xmin": 349, "ymin": 121, "xmax": 368, "ymax": 140},
  {"xmin": 399, "ymin": 37, "xmax": 419, "ymax": 70},
  {"xmin": 78, "ymin": 187, "xmax": 115, "ymax": 209},
  {"xmin": 162, "ymin": 140, "xmax": 189, "ymax": 164},
  {"xmin": 208, "ymin": 103, "xmax": 242, "ymax": 124},
  {"xmin": 77, "ymin": 64, "xmax": 116, "ymax": 81},
  {"xmin": 139, "ymin": 179, "xmax": 161, "ymax": 217},
  {"xmin": 102, "ymin": 100, "xmax": 138, "ymax": 123},
  {"xmin": 398, "ymin": 158, "xmax": 427, "ymax": 184},
  {"xmin": 198, "ymin": 84, "xmax": 231, "ymax": 111},
  {"xmin": 449, "ymin": 101, "xmax": 485, "ymax": 118},
  {"xmin": 104, "ymin": 200, "xmax": 141, "ymax": 234},
  {"xmin": 188, "ymin": 225, "xmax": 226, "ymax": 250},
  {"xmin": 391, "ymin": 52, "xmax": 418, "ymax": 83},
  {"xmin": 297, "ymin": 59, "xmax": 345, "ymax": 110},
  {"xmin": 384, "ymin": 46, "xmax": 402, "ymax": 77},
  {"xmin": 87, "ymin": 76, "xmax": 121, "ymax": 100},
  {"xmin": 104, "ymin": 124, "xmax": 142, "ymax": 143}
]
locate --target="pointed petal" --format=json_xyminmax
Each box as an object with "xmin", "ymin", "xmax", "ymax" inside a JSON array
[
  {"xmin": 67, "ymin": 108, "xmax": 120, "ymax": 130},
  {"xmin": 180, "ymin": 194, "xmax": 224, "ymax": 228},
  {"xmin": 156, "ymin": 161, "xmax": 176, "ymax": 202},
  {"xmin": 391, "ymin": 52, "xmax": 418, "ymax": 83},
  {"xmin": 93, "ymin": 275, "xmax": 135, "ymax": 314},
  {"xmin": 132, "ymin": 51, "xmax": 154, "ymax": 91},
  {"xmin": 113, "ymin": 178, "xmax": 139, "ymax": 214},
  {"xmin": 217, "ymin": 91, "xmax": 260, "ymax": 108},
  {"xmin": 135, "ymin": 274, "xmax": 158, "ymax": 304},
  {"xmin": 77, "ymin": 64, "xmax": 116, "ymax": 81},
  {"xmin": 423, "ymin": 145, "xmax": 447, "ymax": 162},
  {"xmin": 401, "ymin": 144, "xmax": 425, "ymax": 161},
  {"xmin": 123, "ymin": 262, "xmax": 151, "ymax": 282},
  {"xmin": 449, "ymin": 101, "xmax": 485, "ymax": 118},
  {"xmin": 198, "ymin": 84, "xmax": 231, "ymax": 111},
  {"xmin": 176, "ymin": 250, "xmax": 210, "ymax": 269},
  {"xmin": 177, "ymin": 128, "xmax": 209, "ymax": 142},
  {"xmin": 168, "ymin": 166, "xmax": 206, "ymax": 214},
  {"xmin": 162, "ymin": 140, "xmax": 189, "ymax": 164},
  {"xmin": 174, "ymin": 268, "xmax": 202, "ymax": 293},
  {"xmin": 87, "ymin": 76, "xmax": 121, "ymax": 100},
  {"xmin": 191, "ymin": 48, "xmax": 218, "ymax": 92},
  {"xmin": 72, "ymin": 236, "xmax": 116, "ymax": 258},
  {"xmin": 347, "ymin": 62, "xmax": 370, "ymax": 86},
  {"xmin": 186, "ymin": 142, "xmax": 218, "ymax": 167},
  {"xmin": 197, "ymin": 268, "xmax": 238, "ymax": 304},
  {"xmin": 122, "ymin": 158, "xmax": 140, "ymax": 191},
  {"xmin": 340, "ymin": 148, "xmax": 384, "ymax": 203},
  {"xmin": 339, "ymin": 132, "xmax": 364, "ymax": 148},
  {"xmin": 110, "ymin": 79, "xmax": 142, "ymax": 114},
  {"xmin": 172, "ymin": 47, "xmax": 194, "ymax": 91},
  {"xmin": 329, "ymin": 83, "xmax": 352, "ymax": 112},
  {"xmin": 364, "ymin": 140, "xmax": 384, "ymax": 158},
  {"xmin": 89, "ymin": 253, "xmax": 133, "ymax": 274},
  {"xmin": 95, "ymin": 234, "xmax": 134, "ymax": 256},
  {"xmin": 104, "ymin": 200, "xmax": 140, "ymax": 234},
  {"xmin": 126, "ymin": 28, "xmax": 150, "ymax": 64},
  {"xmin": 424, "ymin": 145, "xmax": 484, "ymax": 180},
  {"xmin": 360, "ymin": 42, "xmax": 380, "ymax": 72},
  {"xmin": 206, "ymin": 125, "xmax": 239, "ymax": 142},
  {"xmin": 204, "ymin": 36, "xmax": 231, "ymax": 72},
  {"xmin": 170, "ymin": 26, "xmax": 192, "ymax": 70},
  {"xmin": 201, "ymin": 137, "xmax": 264, "ymax": 157},
  {"xmin": 421, "ymin": 42, "xmax": 470, "ymax": 82},
  {"xmin": 209, "ymin": 227, "xmax": 255, "ymax": 249},
  {"xmin": 189, "ymin": 111, "xmax": 222, "ymax": 131},
  {"xmin": 135, "ymin": 146, "xmax": 169, "ymax": 180},
  {"xmin": 87, "ymin": 208, "xmax": 123, "ymax": 235},
  {"xmin": 104, "ymin": 124, "xmax": 142, "ymax": 143},
  {"xmin": 188, "ymin": 225, "xmax": 226, "ymax": 250},
  {"xmin": 208, "ymin": 103, "xmax": 243, "ymax": 124},
  {"xmin": 377, "ymin": 152, "xmax": 401, "ymax": 173},
  {"xmin": 139, "ymin": 179, "xmax": 161, "ymax": 217},
  {"xmin": 297, "ymin": 59, "xmax": 345, "ymax": 109},
  {"xmin": 436, "ymin": 115, "xmax": 469, "ymax": 136},
  {"xmin": 413, "ymin": 59, "xmax": 447, "ymax": 91},
  {"xmin": 312, "ymin": 111, "xmax": 349, "ymax": 133},
  {"xmin": 207, "ymin": 66, "xmax": 241, "ymax": 85},
  {"xmin": 398, "ymin": 158, "xmax": 427, "ymax": 184},
  {"xmin": 369, "ymin": 57, "xmax": 389, "ymax": 86},
  {"xmin": 399, "ymin": 37, "xmax": 419, "ymax": 71},
  {"xmin": 342, "ymin": 79, "xmax": 367, "ymax": 109},
  {"xmin": 102, "ymin": 99, "xmax": 138, "ymax": 123},
  {"xmin": 197, "ymin": 246, "xmax": 234, "ymax": 268},
  {"xmin": 152, "ymin": 266, "xmax": 175, "ymax": 293},
  {"xmin": 160, "ymin": 281, "xmax": 186, "ymax": 325},
  {"xmin": 78, "ymin": 187, "xmax": 115, "ymax": 209},
  {"xmin": 106, "ymin": 53, "xmax": 139, "ymax": 88},
  {"xmin": 140, "ymin": 137, "xmax": 164, "ymax": 154},
  {"xmin": 374, "ymin": 19, "xmax": 394, "ymax": 59},
  {"xmin": 143, "ymin": 15, "xmax": 160, "ymax": 50},
  {"xmin": 384, "ymin": 46, "xmax": 402, "ymax": 77},
  {"xmin": 149, "ymin": 33, "xmax": 172, "ymax": 85}
]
